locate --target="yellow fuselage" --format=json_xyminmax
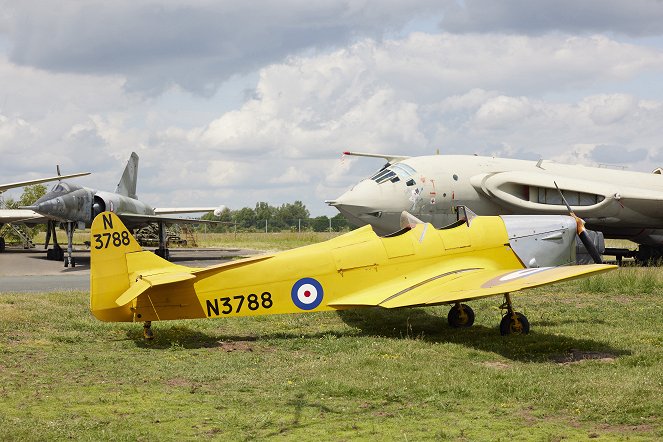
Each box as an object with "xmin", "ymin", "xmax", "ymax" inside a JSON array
[{"xmin": 91, "ymin": 216, "xmax": 522, "ymax": 323}]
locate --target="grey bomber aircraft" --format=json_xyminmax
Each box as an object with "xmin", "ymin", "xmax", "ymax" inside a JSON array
[
  {"xmin": 22, "ymin": 152, "xmax": 223, "ymax": 267},
  {"xmin": 0, "ymin": 171, "xmax": 90, "ymax": 252},
  {"xmin": 327, "ymin": 152, "xmax": 663, "ymax": 263}
]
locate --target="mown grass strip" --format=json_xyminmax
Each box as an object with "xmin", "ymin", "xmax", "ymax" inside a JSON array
[{"xmin": 1, "ymin": 270, "xmax": 662, "ymax": 440}]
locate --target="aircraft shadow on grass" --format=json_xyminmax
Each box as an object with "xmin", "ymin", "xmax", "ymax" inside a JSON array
[{"xmin": 129, "ymin": 307, "xmax": 629, "ymax": 362}]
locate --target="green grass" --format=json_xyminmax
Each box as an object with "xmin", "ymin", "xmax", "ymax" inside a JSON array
[{"xmin": 1, "ymin": 269, "xmax": 662, "ymax": 440}]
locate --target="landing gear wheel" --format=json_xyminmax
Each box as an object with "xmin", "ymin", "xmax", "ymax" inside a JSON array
[
  {"xmin": 448, "ymin": 303, "xmax": 475, "ymax": 328},
  {"xmin": 143, "ymin": 321, "xmax": 154, "ymax": 340},
  {"xmin": 0, "ymin": 237, "xmax": 5, "ymax": 252},
  {"xmin": 500, "ymin": 312, "xmax": 530, "ymax": 336}
]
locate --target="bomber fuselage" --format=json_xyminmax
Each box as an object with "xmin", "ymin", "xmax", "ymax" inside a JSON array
[{"xmin": 329, "ymin": 155, "xmax": 663, "ymax": 245}]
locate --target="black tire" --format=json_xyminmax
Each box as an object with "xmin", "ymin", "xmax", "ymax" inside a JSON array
[
  {"xmin": 447, "ymin": 304, "xmax": 475, "ymax": 328},
  {"xmin": 0, "ymin": 237, "xmax": 5, "ymax": 253},
  {"xmin": 500, "ymin": 312, "xmax": 530, "ymax": 336}
]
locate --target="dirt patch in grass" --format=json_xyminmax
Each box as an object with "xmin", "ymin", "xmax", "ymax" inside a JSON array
[
  {"xmin": 483, "ymin": 361, "xmax": 510, "ymax": 369},
  {"xmin": 551, "ymin": 349, "xmax": 617, "ymax": 364},
  {"xmin": 216, "ymin": 340, "xmax": 257, "ymax": 352}
]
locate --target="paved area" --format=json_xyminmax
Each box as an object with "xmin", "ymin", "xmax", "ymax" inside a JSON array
[{"xmin": 0, "ymin": 246, "xmax": 261, "ymax": 293}]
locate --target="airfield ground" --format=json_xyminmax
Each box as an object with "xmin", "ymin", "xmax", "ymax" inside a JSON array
[{"xmin": 0, "ymin": 240, "xmax": 662, "ymax": 440}]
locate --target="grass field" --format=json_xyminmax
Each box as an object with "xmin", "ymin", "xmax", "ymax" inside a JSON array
[
  {"xmin": 30, "ymin": 230, "xmax": 341, "ymax": 252},
  {"xmin": 1, "ymin": 268, "xmax": 662, "ymax": 441}
]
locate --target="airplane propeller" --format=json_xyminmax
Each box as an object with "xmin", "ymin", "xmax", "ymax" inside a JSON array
[{"xmin": 554, "ymin": 181, "xmax": 603, "ymax": 264}]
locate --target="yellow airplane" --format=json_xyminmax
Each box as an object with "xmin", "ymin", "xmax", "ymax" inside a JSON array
[{"xmin": 90, "ymin": 210, "xmax": 616, "ymax": 339}]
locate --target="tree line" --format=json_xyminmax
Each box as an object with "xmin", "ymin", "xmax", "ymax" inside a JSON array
[{"xmin": 201, "ymin": 201, "xmax": 351, "ymax": 232}]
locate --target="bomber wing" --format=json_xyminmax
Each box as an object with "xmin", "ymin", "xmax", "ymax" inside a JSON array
[{"xmin": 329, "ymin": 264, "xmax": 614, "ymax": 309}]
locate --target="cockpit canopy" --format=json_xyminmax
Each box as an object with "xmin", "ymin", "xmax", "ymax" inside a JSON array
[{"xmin": 369, "ymin": 163, "xmax": 418, "ymax": 186}]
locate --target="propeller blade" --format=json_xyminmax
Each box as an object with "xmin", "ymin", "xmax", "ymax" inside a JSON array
[
  {"xmin": 554, "ymin": 181, "xmax": 603, "ymax": 264},
  {"xmin": 578, "ymin": 229, "xmax": 604, "ymax": 264}
]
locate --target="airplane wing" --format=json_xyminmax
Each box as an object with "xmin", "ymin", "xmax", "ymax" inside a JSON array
[
  {"xmin": 154, "ymin": 206, "xmax": 225, "ymax": 216},
  {"xmin": 118, "ymin": 213, "xmax": 231, "ymax": 226},
  {"xmin": 0, "ymin": 209, "xmax": 47, "ymax": 225},
  {"xmin": 0, "ymin": 172, "xmax": 90, "ymax": 193},
  {"xmin": 328, "ymin": 264, "xmax": 615, "ymax": 309},
  {"xmin": 343, "ymin": 151, "xmax": 410, "ymax": 164}
]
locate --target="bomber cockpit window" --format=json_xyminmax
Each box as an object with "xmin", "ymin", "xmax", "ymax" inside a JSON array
[{"xmin": 370, "ymin": 162, "xmax": 418, "ymax": 185}]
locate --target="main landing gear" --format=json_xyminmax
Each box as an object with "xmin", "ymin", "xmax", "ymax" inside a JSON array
[
  {"xmin": 143, "ymin": 321, "xmax": 154, "ymax": 340},
  {"xmin": 445, "ymin": 293, "xmax": 530, "ymax": 336},
  {"xmin": 499, "ymin": 293, "xmax": 530, "ymax": 336}
]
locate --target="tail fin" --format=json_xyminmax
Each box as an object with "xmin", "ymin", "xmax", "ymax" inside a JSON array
[
  {"xmin": 90, "ymin": 211, "xmax": 185, "ymax": 322},
  {"xmin": 115, "ymin": 152, "xmax": 139, "ymax": 199}
]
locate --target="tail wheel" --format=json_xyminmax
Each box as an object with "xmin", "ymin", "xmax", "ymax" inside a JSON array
[
  {"xmin": 448, "ymin": 303, "xmax": 475, "ymax": 328},
  {"xmin": 500, "ymin": 312, "xmax": 530, "ymax": 336}
]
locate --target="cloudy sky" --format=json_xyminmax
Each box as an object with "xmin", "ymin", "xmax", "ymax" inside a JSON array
[{"xmin": 1, "ymin": 0, "xmax": 663, "ymax": 215}]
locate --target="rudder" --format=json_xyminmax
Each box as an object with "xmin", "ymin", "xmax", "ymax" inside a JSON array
[{"xmin": 115, "ymin": 152, "xmax": 139, "ymax": 199}]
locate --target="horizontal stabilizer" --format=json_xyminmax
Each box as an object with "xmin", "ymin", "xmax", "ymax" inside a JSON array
[
  {"xmin": 192, "ymin": 254, "xmax": 274, "ymax": 277},
  {"xmin": 330, "ymin": 264, "xmax": 616, "ymax": 309},
  {"xmin": 115, "ymin": 272, "xmax": 196, "ymax": 306}
]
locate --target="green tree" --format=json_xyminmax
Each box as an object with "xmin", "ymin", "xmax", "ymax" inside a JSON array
[
  {"xmin": 275, "ymin": 201, "xmax": 310, "ymax": 230},
  {"xmin": 233, "ymin": 207, "xmax": 257, "ymax": 229},
  {"xmin": 331, "ymin": 212, "xmax": 350, "ymax": 231},
  {"xmin": 311, "ymin": 215, "xmax": 330, "ymax": 232},
  {"xmin": 0, "ymin": 184, "xmax": 48, "ymax": 244}
]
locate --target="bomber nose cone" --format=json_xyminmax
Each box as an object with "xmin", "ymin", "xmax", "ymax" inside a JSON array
[{"xmin": 328, "ymin": 179, "xmax": 409, "ymax": 234}]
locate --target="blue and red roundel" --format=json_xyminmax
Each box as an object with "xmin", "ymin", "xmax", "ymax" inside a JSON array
[{"xmin": 291, "ymin": 277, "xmax": 324, "ymax": 310}]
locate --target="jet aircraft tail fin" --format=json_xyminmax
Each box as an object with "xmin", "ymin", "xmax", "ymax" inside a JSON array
[
  {"xmin": 115, "ymin": 152, "xmax": 139, "ymax": 199},
  {"xmin": 90, "ymin": 211, "xmax": 193, "ymax": 321}
]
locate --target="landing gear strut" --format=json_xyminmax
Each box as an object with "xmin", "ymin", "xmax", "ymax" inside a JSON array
[
  {"xmin": 64, "ymin": 221, "xmax": 76, "ymax": 268},
  {"xmin": 45, "ymin": 220, "xmax": 65, "ymax": 261},
  {"xmin": 143, "ymin": 321, "xmax": 154, "ymax": 340},
  {"xmin": 154, "ymin": 221, "xmax": 170, "ymax": 260},
  {"xmin": 499, "ymin": 293, "xmax": 529, "ymax": 336}
]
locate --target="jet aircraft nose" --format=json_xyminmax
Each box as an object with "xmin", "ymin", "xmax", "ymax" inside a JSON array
[
  {"xmin": 328, "ymin": 179, "xmax": 409, "ymax": 235},
  {"xmin": 30, "ymin": 196, "xmax": 66, "ymax": 218}
]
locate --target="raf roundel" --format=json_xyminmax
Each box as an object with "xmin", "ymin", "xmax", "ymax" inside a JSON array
[{"xmin": 291, "ymin": 277, "xmax": 324, "ymax": 310}]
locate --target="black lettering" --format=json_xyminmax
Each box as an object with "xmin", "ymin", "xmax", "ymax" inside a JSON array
[
  {"xmin": 102, "ymin": 214, "xmax": 113, "ymax": 230},
  {"xmin": 93, "ymin": 234, "xmax": 103, "ymax": 250},
  {"xmin": 112, "ymin": 232, "xmax": 122, "ymax": 247},
  {"xmin": 261, "ymin": 292, "xmax": 273, "ymax": 309},
  {"xmin": 206, "ymin": 299, "xmax": 219, "ymax": 317},
  {"xmin": 103, "ymin": 233, "xmax": 111, "ymax": 248},
  {"xmin": 234, "ymin": 295, "xmax": 245, "ymax": 313},
  {"xmin": 247, "ymin": 294, "xmax": 259, "ymax": 311},
  {"xmin": 220, "ymin": 297, "xmax": 232, "ymax": 315}
]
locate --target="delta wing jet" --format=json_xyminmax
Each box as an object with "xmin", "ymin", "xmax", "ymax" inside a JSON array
[
  {"xmin": 328, "ymin": 152, "xmax": 663, "ymax": 263},
  {"xmin": 22, "ymin": 152, "xmax": 223, "ymax": 267},
  {"xmin": 0, "ymin": 171, "xmax": 90, "ymax": 252},
  {"xmin": 89, "ymin": 209, "xmax": 615, "ymax": 339}
]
